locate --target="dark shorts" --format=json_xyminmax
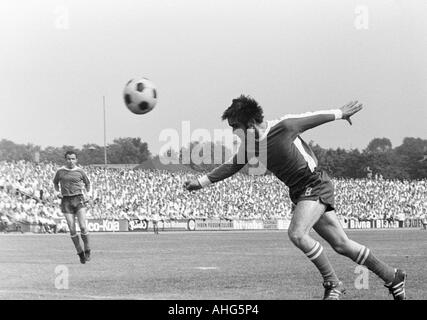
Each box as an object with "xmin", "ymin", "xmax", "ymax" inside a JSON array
[
  {"xmin": 61, "ymin": 195, "xmax": 86, "ymax": 214},
  {"xmin": 289, "ymin": 169, "xmax": 335, "ymax": 212}
]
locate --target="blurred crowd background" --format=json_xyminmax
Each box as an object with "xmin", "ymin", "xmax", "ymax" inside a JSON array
[{"xmin": 1, "ymin": 160, "xmax": 426, "ymax": 233}]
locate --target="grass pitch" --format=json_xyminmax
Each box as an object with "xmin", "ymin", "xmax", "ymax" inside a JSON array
[{"xmin": 0, "ymin": 229, "xmax": 425, "ymax": 300}]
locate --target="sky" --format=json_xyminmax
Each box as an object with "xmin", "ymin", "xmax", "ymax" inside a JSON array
[{"xmin": 1, "ymin": 0, "xmax": 426, "ymax": 157}]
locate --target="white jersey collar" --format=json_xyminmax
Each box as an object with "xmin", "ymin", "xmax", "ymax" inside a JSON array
[{"xmin": 59, "ymin": 166, "xmax": 81, "ymax": 171}]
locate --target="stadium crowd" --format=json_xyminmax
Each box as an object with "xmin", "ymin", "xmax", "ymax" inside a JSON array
[{"xmin": 1, "ymin": 161, "xmax": 426, "ymax": 230}]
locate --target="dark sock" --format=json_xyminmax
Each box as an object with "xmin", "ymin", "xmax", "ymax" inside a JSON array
[
  {"xmin": 354, "ymin": 246, "xmax": 395, "ymax": 283},
  {"xmin": 71, "ymin": 234, "xmax": 83, "ymax": 253},
  {"xmin": 305, "ymin": 241, "xmax": 340, "ymax": 283},
  {"xmin": 80, "ymin": 232, "xmax": 90, "ymax": 252}
]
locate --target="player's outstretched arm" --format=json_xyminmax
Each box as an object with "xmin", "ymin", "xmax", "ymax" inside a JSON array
[
  {"xmin": 282, "ymin": 101, "xmax": 363, "ymax": 134},
  {"xmin": 183, "ymin": 150, "xmax": 247, "ymax": 192}
]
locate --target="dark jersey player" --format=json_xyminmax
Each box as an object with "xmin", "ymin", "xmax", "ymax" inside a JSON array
[
  {"xmin": 53, "ymin": 151, "xmax": 91, "ymax": 264},
  {"xmin": 184, "ymin": 95, "xmax": 406, "ymax": 300}
]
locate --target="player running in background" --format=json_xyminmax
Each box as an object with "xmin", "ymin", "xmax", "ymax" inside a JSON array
[
  {"xmin": 53, "ymin": 151, "xmax": 91, "ymax": 264},
  {"xmin": 184, "ymin": 95, "xmax": 406, "ymax": 300}
]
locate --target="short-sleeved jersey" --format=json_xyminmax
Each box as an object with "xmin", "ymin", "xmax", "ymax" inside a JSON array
[
  {"xmin": 53, "ymin": 166, "xmax": 91, "ymax": 197},
  {"xmin": 206, "ymin": 110, "xmax": 340, "ymax": 191}
]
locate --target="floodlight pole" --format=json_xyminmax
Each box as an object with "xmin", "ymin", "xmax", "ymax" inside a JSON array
[
  {"xmin": 103, "ymin": 96, "xmax": 107, "ymax": 168},
  {"xmin": 103, "ymin": 96, "xmax": 109, "ymax": 192}
]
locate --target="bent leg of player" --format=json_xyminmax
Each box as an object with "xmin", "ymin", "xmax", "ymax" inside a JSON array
[
  {"xmin": 288, "ymin": 200, "xmax": 344, "ymax": 299},
  {"xmin": 77, "ymin": 207, "xmax": 91, "ymax": 262},
  {"xmin": 63, "ymin": 213, "xmax": 85, "ymax": 264},
  {"xmin": 313, "ymin": 211, "xmax": 406, "ymax": 300}
]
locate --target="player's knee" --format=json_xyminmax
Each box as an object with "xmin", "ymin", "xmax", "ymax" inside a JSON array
[
  {"xmin": 80, "ymin": 227, "xmax": 88, "ymax": 234},
  {"xmin": 69, "ymin": 229, "xmax": 77, "ymax": 237},
  {"xmin": 287, "ymin": 228, "xmax": 306, "ymax": 246}
]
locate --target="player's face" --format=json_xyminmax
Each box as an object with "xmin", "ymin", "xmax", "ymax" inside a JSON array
[
  {"xmin": 228, "ymin": 118, "xmax": 247, "ymax": 140},
  {"xmin": 65, "ymin": 154, "xmax": 77, "ymax": 168}
]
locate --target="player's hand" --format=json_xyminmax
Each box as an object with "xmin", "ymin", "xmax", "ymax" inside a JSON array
[
  {"xmin": 184, "ymin": 179, "xmax": 202, "ymax": 191},
  {"xmin": 56, "ymin": 192, "xmax": 63, "ymax": 199},
  {"xmin": 340, "ymin": 101, "xmax": 363, "ymax": 125}
]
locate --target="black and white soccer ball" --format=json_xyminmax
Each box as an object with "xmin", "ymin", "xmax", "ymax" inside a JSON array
[{"xmin": 123, "ymin": 78, "xmax": 158, "ymax": 114}]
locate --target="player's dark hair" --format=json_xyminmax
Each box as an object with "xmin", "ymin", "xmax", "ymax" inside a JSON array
[
  {"xmin": 221, "ymin": 95, "xmax": 264, "ymax": 127},
  {"xmin": 64, "ymin": 150, "xmax": 77, "ymax": 159}
]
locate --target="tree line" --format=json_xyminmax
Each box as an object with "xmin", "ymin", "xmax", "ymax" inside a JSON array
[{"xmin": 0, "ymin": 137, "xmax": 426, "ymax": 179}]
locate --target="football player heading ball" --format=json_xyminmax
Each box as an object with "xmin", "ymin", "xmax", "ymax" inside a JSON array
[{"xmin": 184, "ymin": 96, "xmax": 406, "ymax": 300}]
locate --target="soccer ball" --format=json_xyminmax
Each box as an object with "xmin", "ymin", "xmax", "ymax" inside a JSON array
[{"xmin": 123, "ymin": 78, "xmax": 158, "ymax": 114}]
